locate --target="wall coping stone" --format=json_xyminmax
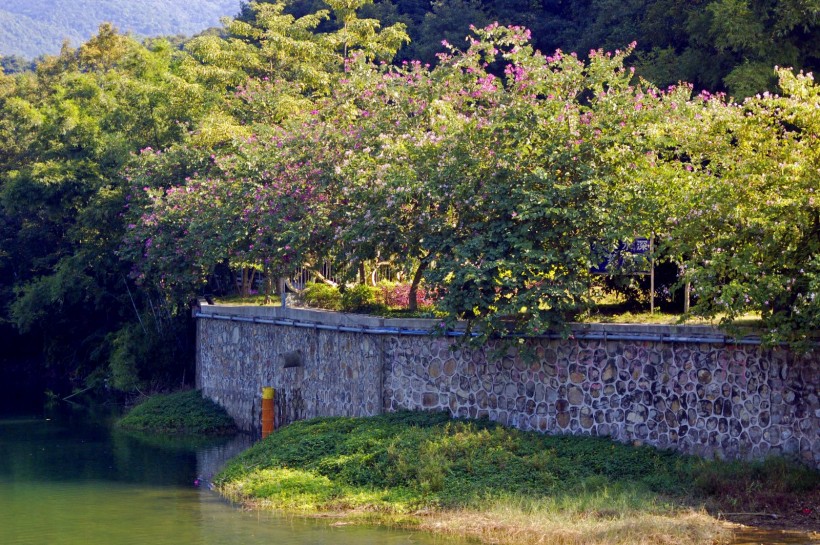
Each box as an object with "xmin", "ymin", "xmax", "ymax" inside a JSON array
[{"xmin": 197, "ymin": 302, "xmax": 763, "ymax": 344}]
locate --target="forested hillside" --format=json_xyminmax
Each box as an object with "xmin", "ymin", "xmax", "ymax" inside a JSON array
[
  {"xmin": 265, "ymin": 0, "xmax": 820, "ymax": 98},
  {"xmin": 0, "ymin": 0, "xmax": 240, "ymax": 59},
  {"xmin": 3, "ymin": 0, "xmax": 819, "ymax": 97}
]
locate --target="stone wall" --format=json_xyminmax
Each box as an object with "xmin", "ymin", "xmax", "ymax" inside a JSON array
[
  {"xmin": 385, "ymin": 335, "xmax": 819, "ymax": 465},
  {"xmin": 196, "ymin": 304, "xmax": 820, "ymax": 468},
  {"xmin": 196, "ymin": 306, "xmax": 384, "ymax": 432}
]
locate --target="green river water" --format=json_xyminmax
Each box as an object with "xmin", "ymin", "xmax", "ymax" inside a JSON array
[
  {"xmin": 0, "ymin": 407, "xmax": 815, "ymax": 545},
  {"xmin": 0, "ymin": 407, "xmax": 460, "ymax": 545}
]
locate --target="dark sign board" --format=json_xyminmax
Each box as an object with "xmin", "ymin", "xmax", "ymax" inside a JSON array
[{"xmin": 591, "ymin": 237, "xmax": 651, "ymax": 275}]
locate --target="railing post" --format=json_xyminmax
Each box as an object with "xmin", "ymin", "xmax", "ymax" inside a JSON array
[{"xmin": 261, "ymin": 387, "xmax": 275, "ymax": 439}]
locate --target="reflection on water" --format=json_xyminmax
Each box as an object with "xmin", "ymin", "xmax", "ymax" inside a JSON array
[
  {"xmin": 0, "ymin": 407, "xmax": 459, "ymax": 545},
  {"xmin": 0, "ymin": 407, "xmax": 815, "ymax": 545},
  {"xmin": 196, "ymin": 433, "xmax": 253, "ymax": 486}
]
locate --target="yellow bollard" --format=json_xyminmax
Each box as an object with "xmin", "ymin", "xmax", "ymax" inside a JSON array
[{"xmin": 261, "ymin": 387, "xmax": 275, "ymax": 439}]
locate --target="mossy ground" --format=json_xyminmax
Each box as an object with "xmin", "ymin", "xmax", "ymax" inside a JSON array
[
  {"xmin": 216, "ymin": 411, "xmax": 818, "ymax": 545},
  {"xmin": 117, "ymin": 389, "xmax": 237, "ymax": 435}
]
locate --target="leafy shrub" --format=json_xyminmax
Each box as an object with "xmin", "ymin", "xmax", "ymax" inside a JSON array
[
  {"xmin": 107, "ymin": 317, "xmax": 193, "ymax": 393},
  {"xmin": 117, "ymin": 389, "xmax": 237, "ymax": 434},
  {"xmin": 216, "ymin": 411, "xmax": 709, "ymax": 509},
  {"xmin": 341, "ymin": 284, "xmax": 382, "ymax": 313},
  {"xmin": 301, "ymin": 282, "xmax": 342, "ymax": 310}
]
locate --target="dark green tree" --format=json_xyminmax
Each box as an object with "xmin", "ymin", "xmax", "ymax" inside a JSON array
[{"xmin": 0, "ymin": 26, "xmax": 216, "ymax": 394}]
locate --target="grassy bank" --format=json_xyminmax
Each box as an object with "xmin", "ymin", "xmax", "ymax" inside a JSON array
[
  {"xmin": 117, "ymin": 389, "xmax": 237, "ymax": 435},
  {"xmin": 214, "ymin": 412, "xmax": 818, "ymax": 544}
]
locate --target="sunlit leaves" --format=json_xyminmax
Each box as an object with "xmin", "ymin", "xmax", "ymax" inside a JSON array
[
  {"xmin": 120, "ymin": 12, "xmax": 820, "ymax": 347},
  {"xmin": 660, "ymin": 69, "xmax": 820, "ymax": 345}
]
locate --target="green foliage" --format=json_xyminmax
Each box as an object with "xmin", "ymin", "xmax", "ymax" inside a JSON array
[
  {"xmin": 307, "ymin": 0, "xmax": 818, "ymax": 98},
  {"xmin": 5, "ymin": 0, "xmax": 820, "ymax": 397},
  {"xmin": 117, "ymin": 389, "xmax": 237, "ymax": 434},
  {"xmin": 216, "ymin": 411, "xmax": 818, "ymax": 514},
  {"xmin": 4, "ymin": 0, "xmax": 820, "ymax": 99},
  {"xmin": 107, "ymin": 318, "xmax": 194, "ymax": 393},
  {"xmin": 124, "ymin": 0, "xmax": 409, "ymax": 302},
  {"xmin": 407, "ymin": 0, "xmax": 491, "ymax": 63},
  {"xmin": 123, "ymin": 14, "xmax": 820, "ymax": 347},
  {"xmin": 337, "ymin": 28, "xmax": 675, "ymax": 340},
  {"xmin": 180, "ymin": 1, "xmax": 408, "ymax": 130},
  {"xmin": 340, "ymin": 283, "xmax": 382, "ymax": 312},
  {"xmin": 0, "ymin": 25, "xmax": 218, "ymax": 394},
  {"xmin": 662, "ymin": 69, "xmax": 820, "ymax": 347},
  {"xmin": 0, "ymin": 55, "xmax": 34, "ymax": 74},
  {"xmin": 300, "ymin": 282, "xmax": 342, "ymax": 310}
]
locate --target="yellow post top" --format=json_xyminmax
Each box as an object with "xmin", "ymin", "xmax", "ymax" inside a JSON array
[{"xmin": 262, "ymin": 387, "xmax": 275, "ymax": 399}]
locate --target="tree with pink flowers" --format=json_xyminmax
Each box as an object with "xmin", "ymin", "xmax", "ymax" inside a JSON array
[{"xmin": 124, "ymin": 7, "xmax": 820, "ymax": 347}]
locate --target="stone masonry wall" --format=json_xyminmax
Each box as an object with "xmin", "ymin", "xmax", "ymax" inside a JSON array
[
  {"xmin": 385, "ymin": 336, "xmax": 819, "ymax": 465},
  {"xmin": 196, "ymin": 305, "xmax": 820, "ymax": 468},
  {"xmin": 197, "ymin": 306, "xmax": 383, "ymax": 432}
]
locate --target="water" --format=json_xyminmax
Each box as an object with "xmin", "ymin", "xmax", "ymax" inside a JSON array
[
  {"xmin": 0, "ymin": 408, "xmax": 458, "ymax": 545},
  {"xmin": 0, "ymin": 407, "xmax": 815, "ymax": 545}
]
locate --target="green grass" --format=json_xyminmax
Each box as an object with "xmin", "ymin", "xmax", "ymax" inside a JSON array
[
  {"xmin": 215, "ymin": 411, "xmax": 818, "ymax": 543},
  {"xmin": 219, "ymin": 411, "xmax": 658, "ymax": 508},
  {"xmin": 214, "ymin": 291, "xmax": 762, "ymax": 327},
  {"xmin": 117, "ymin": 389, "xmax": 237, "ymax": 435},
  {"xmin": 582, "ymin": 290, "xmax": 764, "ymax": 327}
]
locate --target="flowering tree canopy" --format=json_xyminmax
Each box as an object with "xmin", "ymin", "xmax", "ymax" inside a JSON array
[
  {"xmin": 662, "ymin": 70, "xmax": 820, "ymax": 347},
  {"xmin": 123, "ymin": 10, "xmax": 820, "ymax": 347}
]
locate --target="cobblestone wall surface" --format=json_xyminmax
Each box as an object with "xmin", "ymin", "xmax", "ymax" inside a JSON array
[
  {"xmin": 196, "ymin": 307, "xmax": 383, "ymax": 432},
  {"xmin": 384, "ymin": 336, "xmax": 819, "ymax": 466},
  {"xmin": 196, "ymin": 305, "xmax": 820, "ymax": 467}
]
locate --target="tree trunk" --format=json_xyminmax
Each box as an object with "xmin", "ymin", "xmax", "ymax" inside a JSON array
[
  {"xmin": 306, "ymin": 265, "xmax": 338, "ymax": 288},
  {"xmin": 408, "ymin": 258, "xmax": 429, "ymax": 312},
  {"xmin": 240, "ymin": 268, "xmax": 249, "ymax": 296},
  {"xmin": 239, "ymin": 267, "xmax": 256, "ymax": 297},
  {"xmin": 264, "ymin": 270, "xmax": 273, "ymax": 304}
]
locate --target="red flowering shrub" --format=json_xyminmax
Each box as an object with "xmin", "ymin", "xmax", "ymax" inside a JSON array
[{"xmin": 378, "ymin": 282, "xmax": 435, "ymax": 309}]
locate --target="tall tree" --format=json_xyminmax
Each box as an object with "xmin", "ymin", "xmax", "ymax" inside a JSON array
[{"xmin": 0, "ymin": 25, "xmax": 215, "ymax": 393}]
